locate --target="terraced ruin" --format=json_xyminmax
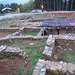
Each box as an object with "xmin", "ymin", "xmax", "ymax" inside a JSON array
[{"xmin": 0, "ymin": 12, "xmax": 75, "ymax": 75}]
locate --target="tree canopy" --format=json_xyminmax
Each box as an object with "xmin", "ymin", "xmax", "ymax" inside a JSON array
[{"xmin": 0, "ymin": 0, "xmax": 75, "ymax": 13}]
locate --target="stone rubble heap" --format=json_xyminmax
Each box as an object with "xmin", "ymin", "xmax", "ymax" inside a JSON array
[
  {"xmin": 33, "ymin": 59, "xmax": 75, "ymax": 75},
  {"xmin": 0, "ymin": 45, "xmax": 28, "ymax": 58}
]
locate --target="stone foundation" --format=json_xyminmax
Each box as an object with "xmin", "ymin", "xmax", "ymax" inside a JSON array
[
  {"xmin": 33, "ymin": 59, "xmax": 75, "ymax": 75},
  {"xmin": 0, "ymin": 45, "xmax": 27, "ymax": 59},
  {"xmin": 33, "ymin": 34, "xmax": 75, "ymax": 75}
]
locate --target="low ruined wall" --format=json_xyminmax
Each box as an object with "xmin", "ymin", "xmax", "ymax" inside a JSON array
[
  {"xmin": 0, "ymin": 36, "xmax": 48, "ymax": 45},
  {"xmin": 0, "ymin": 28, "xmax": 19, "ymax": 33},
  {"xmin": 33, "ymin": 59, "xmax": 75, "ymax": 75},
  {"xmin": 44, "ymin": 12, "xmax": 75, "ymax": 19}
]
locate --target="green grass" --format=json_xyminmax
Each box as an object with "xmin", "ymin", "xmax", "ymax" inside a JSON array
[
  {"xmin": 25, "ymin": 31, "xmax": 39, "ymax": 36},
  {"xmin": 5, "ymin": 23, "xmax": 12, "ymax": 26},
  {"xmin": 25, "ymin": 42, "xmax": 45, "ymax": 75},
  {"xmin": 10, "ymin": 25, "xmax": 20, "ymax": 27},
  {"xmin": 0, "ymin": 13, "xmax": 3, "ymax": 16},
  {"xmin": 62, "ymin": 53, "xmax": 75, "ymax": 64},
  {"xmin": 28, "ymin": 20, "xmax": 38, "ymax": 22},
  {"xmin": 5, "ymin": 41, "xmax": 22, "ymax": 46},
  {"xmin": 21, "ymin": 46, "xmax": 30, "ymax": 49},
  {"xmin": 12, "ymin": 12, "xmax": 17, "ymax": 14},
  {"xmin": 13, "ymin": 41, "xmax": 22, "ymax": 45},
  {"xmin": 27, "ymin": 24, "xmax": 32, "ymax": 26},
  {"xmin": 19, "ymin": 60, "xmax": 23, "ymax": 64},
  {"xmin": 39, "ymin": 39, "xmax": 46, "ymax": 42}
]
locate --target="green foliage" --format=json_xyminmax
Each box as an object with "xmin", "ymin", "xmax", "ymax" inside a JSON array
[
  {"xmin": 5, "ymin": 23, "xmax": 11, "ymax": 26},
  {"xmin": 36, "ymin": 44, "xmax": 44, "ymax": 48},
  {"xmin": 34, "ymin": 0, "xmax": 44, "ymax": 9},
  {"xmin": 29, "ymin": 65, "xmax": 35, "ymax": 75},
  {"xmin": 23, "ymin": 0, "xmax": 34, "ymax": 10},
  {"xmin": 25, "ymin": 49, "xmax": 34, "ymax": 55},
  {"xmin": 13, "ymin": 41, "xmax": 22, "ymax": 45},
  {"xmin": 30, "ymin": 54, "xmax": 43, "ymax": 65},
  {"xmin": 26, "ymin": 24, "xmax": 32, "ymax": 26},
  {"xmin": 10, "ymin": 56, "xmax": 15, "ymax": 59},
  {"xmin": 16, "ymin": 66, "xmax": 28, "ymax": 75},
  {"xmin": 62, "ymin": 53, "xmax": 75, "ymax": 64},
  {"xmin": 25, "ymin": 42, "xmax": 45, "ymax": 75},
  {"xmin": 12, "ymin": 12, "xmax": 17, "ymax": 14},
  {"xmin": 28, "ymin": 20, "xmax": 38, "ymax": 22},
  {"xmin": 19, "ymin": 60, "xmax": 23, "ymax": 64},
  {"xmin": 10, "ymin": 25, "xmax": 20, "ymax": 27},
  {"xmin": 25, "ymin": 31, "xmax": 39, "ymax": 36},
  {"xmin": 21, "ymin": 46, "xmax": 30, "ymax": 49},
  {"xmin": 39, "ymin": 39, "xmax": 46, "ymax": 42}
]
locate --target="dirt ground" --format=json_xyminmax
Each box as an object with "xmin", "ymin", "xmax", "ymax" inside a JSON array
[
  {"xmin": 0, "ymin": 32, "xmax": 13, "ymax": 38},
  {"xmin": 52, "ymin": 40, "xmax": 75, "ymax": 63},
  {"xmin": 0, "ymin": 57, "xmax": 27, "ymax": 75},
  {"xmin": 0, "ymin": 39, "xmax": 46, "ymax": 75}
]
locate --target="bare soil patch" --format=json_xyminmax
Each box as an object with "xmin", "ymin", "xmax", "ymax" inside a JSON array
[
  {"xmin": 0, "ymin": 32, "xmax": 13, "ymax": 38},
  {"xmin": 0, "ymin": 39, "xmax": 46, "ymax": 75}
]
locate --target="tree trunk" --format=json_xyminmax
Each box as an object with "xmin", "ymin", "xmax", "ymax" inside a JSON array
[
  {"xmin": 66, "ymin": 0, "xmax": 69, "ymax": 11},
  {"xmin": 70, "ymin": 0, "xmax": 73, "ymax": 10},
  {"xmin": 54, "ymin": 0, "xmax": 55, "ymax": 11}
]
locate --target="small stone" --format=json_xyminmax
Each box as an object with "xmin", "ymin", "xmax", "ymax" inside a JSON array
[
  {"xmin": 54, "ymin": 55, "xmax": 58, "ymax": 60},
  {"xmin": 33, "ymin": 69, "xmax": 40, "ymax": 75},
  {"xmin": 41, "ymin": 68, "xmax": 46, "ymax": 72},
  {"xmin": 30, "ymin": 43, "xmax": 34, "ymax": 46},
  {"xmin": 50, "ymin": 66, "xmax": 56, "ymax": 71},
  {"xmin": 40, "ymin": 72, "xmax": 45, "ymax": 75},
  {"xmin": 60, "ymin": 61, "xmax": 63, "ymax": 64},
  {"xmin": 67, "ymin": 63, "xmax": 75, "ymax": 74},
  {"xmin": 22, "ymin": 52, "xmax": 28, "ymax": 58}
]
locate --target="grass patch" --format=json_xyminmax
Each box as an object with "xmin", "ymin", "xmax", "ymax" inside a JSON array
[
  {"xmin": 29, "ymin": 65, "xmax": 35, "ymax": 75},
  {"xmin": 30, "ymin": 54, "xmax": 43, "ymax": 65},
  {"xmin": 25, "ymin": 31, "xmax": 39, "ymax": 36},
  {"xmin": 27, "ymin": 24, "xmax": 32, "ymax": 26},
  {"xmin": 25, "ymin": 42, "xmax": 45, "ymax": 75},
  {"xmin": 10, "ymin": 25, "xmax": 20, "ymax": 27},
  {"xmin": 19, "ymin": 60, "xmax": 23, "ymax": 64},
  {"xmin": 0, "ymin": 13, "xmax": 3, "ymax": 16},
  {"xmin": 16, "ymin": 66, "xmax": 28, "ymax": 75},
  {"xmin": 28, "ymin": 20, "xmax": 38, "ymax": 22},
  {"xmin": 25, "ymin": 49, "xmax": 34, "ymax": 55},
  {"xmin": 13, "ymin": 41, "xmax": 22, "ymax": 45},
  {"xmin": 62, "ymin": 53, "xmax": 75, "ymax": 64},
  {"xmin": 21, "ymin": 46, "xmax": 30, "ymax": 49},
  {"xmin": 39, "ymin": 39, "xmax": 46, "ymax": 42},
  {"xmin": 12, "ymin": 12, "xmax": 17, "ymax": 14},
  {"xmin": 5, "ymin": 23, "xmax": 12, "ymax": 26}
]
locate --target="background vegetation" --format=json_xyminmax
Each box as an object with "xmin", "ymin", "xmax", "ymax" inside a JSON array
[{"xmin": 0, "ymin": 0, "xmax": 75, "ymax": 13}]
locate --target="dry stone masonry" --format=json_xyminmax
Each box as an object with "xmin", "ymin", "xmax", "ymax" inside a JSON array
[
  {"xmin": 0, "ymin": 45, "xmax": 28, "ymax": 58},
  {"xmin": 33, "ymin": 59, "xmax": 75, "ymax": 75},
  {"xmin": 42, "ymin": 35, "xmax": 55, "ymax": 57},
  {"xmin": 33, "ymin": 34, "xmax": 75, "ymax": 75}
]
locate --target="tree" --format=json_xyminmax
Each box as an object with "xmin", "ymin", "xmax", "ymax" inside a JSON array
[
  {"xmin": 70, "ymin": 0, "xmax": 73, "ymax": 10},
  {"xmin": 23, "ymin": 0, "xmax": 34, "ymax": 11},
  {"xmin": 0, "ymin": 4, "xmax": 4, "ymax": 12},
  {"xmin": 10, "ymin": 3, "xmax": 19, "ymax": 12}
]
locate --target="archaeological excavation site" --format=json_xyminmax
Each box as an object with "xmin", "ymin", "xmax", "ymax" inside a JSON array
[{"xmin": 0, "ymin": 12, "xmax": 75, "ymax": 75}]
